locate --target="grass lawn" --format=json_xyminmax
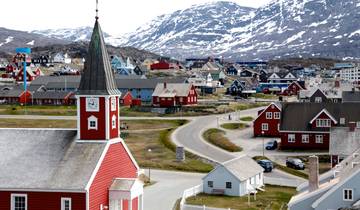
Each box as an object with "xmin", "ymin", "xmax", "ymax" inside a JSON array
[
  {"xmin": 253, "ymin": 156, "xmax": 308, "ymax": 179},
  {"xmin": 124, "ymin": 120, "xmax": 213, "ymax": 173},
  {"xmin": 252, "ymin": 93, "xmax": 278, "ymax": 100},
  {"xmin": 186, "ymin": 185, "xmax": 296, "ymax": 210},
  {"xmin": 0, "ymin": 119, "xmax": 76, "ymax": 128},
  {"xmin": 0, "ymin": 105, "xmax": 76, "ymax": 116},
  {"xmin": 220, "ymin": 123, "xmax": 249, "ymax": 130},
  {"xmin": 203, "ymin": 128, "xmax": 242, "ymax": 152},
  {"xmin": 120, "ymin": 120, "xmax": 178, "ymax": 131},
  {"xmin": 240, "ymin": 116, "xmax": 254, "ymax": 121}
]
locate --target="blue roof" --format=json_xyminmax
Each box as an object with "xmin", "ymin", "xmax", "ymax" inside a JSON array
[{"xmin": 334, "ymin": 63, "xmax": 354, "ymax": 68}]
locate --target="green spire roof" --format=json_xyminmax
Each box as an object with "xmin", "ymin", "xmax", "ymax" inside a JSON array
[{"xmin": 78, "ymin": 20, "xmax": 121, "ymax": 95}]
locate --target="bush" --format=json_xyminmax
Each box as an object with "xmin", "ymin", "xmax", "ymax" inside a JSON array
[{"xmin": 203, "ymin": 129, "xmax": 242, "ymax": 152}]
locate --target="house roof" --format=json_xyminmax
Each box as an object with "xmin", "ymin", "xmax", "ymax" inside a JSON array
[
  {"xmin": 120, "ymin": 91, "xmax": 132, "ymax": 99},
  {"xmin": 32, "ymin": 91, "xmax": 73, "ymax": 100},
  {"xmin": 0, "ymin": 87, "xmax": 25, "ymax": 97},
  {"xmin": 0, "ymin": 129, "xmax": 107, "ymax": 190},
  {"xmin": 280, "ymin": 103, "xmax": 360, "ymax": 131},
  {"xmin": 30, "ymin": 76, "xmax": 186, "ymax": 90},
  {"xmin": 203, "ymin": 155, "xmax": 263, "ymax": 182},
  {"xmin": 152, "ymin": 83, "xmax": 193, "ymax": 97},
  {"xmin": 110, "ymin": 178, "xmax": 140, "ymax": 191},
  {"xmin": 78, "ymin": 20, "xmax": 120, "ymax": 95},
  {"xmin": 342, "ymin": 91, "xmax": 360, "ymax": 102},
  {"xmin": 330, "ymin": 127, "xmax": 360, "ymax": 156}
]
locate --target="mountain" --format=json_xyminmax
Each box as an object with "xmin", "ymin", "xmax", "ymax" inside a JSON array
[
  {"xmin": 118, "ymin": 0, "xmax": 360, "ymax": 60},
  {"xmin": 0, "ymin": 27, "xmax": 68, "ymax": 54}
]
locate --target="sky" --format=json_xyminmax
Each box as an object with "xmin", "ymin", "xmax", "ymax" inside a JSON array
[{"xmin": 0, "ymin": 0, "xmax": 272, "ymax": 35}]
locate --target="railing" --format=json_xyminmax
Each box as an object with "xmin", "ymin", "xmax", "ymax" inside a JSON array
[{"xmin": 180, "ymin": 184, "xmax": 231, "ymax": 210}]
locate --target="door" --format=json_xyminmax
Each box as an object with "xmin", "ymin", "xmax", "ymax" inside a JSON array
[{"xmin": 109, "ymin": 200, "xmax": 119, "ymax": 210}]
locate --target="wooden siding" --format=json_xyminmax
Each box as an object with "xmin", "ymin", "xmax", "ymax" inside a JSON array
[
  {"xmin": 109, "ymin": 97, "xmax": 119, "ymax": 139},
  {"xmin": 280, "ymin": 132, "xmax": 329, "ymax": 150},
  {"xmin": 79, "ymin": 97, "xmax": 106, "ymax": 140},
  {"xmin": 89, "ymin": 142, "xmax": 138, "ymax": 210},
  {"xmin": 253, "ymin": 104, "xmax": 281, "ymax": 137},
  {"xmin": 0, "ymin": 191, "xmax": 86, "ymax": 210}
]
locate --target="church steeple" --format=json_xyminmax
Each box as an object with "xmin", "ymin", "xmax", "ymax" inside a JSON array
[
  {"xmin": 76, "ymin": 1, "xmax": 121, "ymax": 141},
  {"xmin": 78, "ymin": 19, "xmax": 120, "ymax": 95}
]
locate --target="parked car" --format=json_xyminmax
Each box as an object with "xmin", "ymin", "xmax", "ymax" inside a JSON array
[
  {"xmin": 257, "ymin": 159, "xmax": 273, "ymax": 172},
  {"xmin": 265, "ymin": 140, "xmax": 278, "ymax": 150},
  {"xmin": 286, "ymin": 158, "xmax": 305, "ymax": 170}
]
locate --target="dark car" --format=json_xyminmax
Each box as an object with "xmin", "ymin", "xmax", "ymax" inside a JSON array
[
  {"xmin": 257, "ymin": 159, "xmax": 273, "ymax": 172},
  {"xmin": 265, "ymin": 140, "xmax": 278, "ymax": 150},
  {"xmin": 286, "ymin": 158, "xmax": 305, "ymax": 170}
]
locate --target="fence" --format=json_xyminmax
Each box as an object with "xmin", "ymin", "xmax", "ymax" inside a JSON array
[{"xmin": 180, "ymin": 184, "xmax": 231, "ymax": 210}]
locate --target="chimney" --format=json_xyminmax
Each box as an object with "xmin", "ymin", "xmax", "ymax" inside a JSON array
[
  {"xmin": 349, "ymin": 122, "xmax": 356, "ymax": 132},
  {"xmin": 309, "ymin": 156, "xmax": 319, "ymax": 192},
  {"xmin": 163, "ymin": 82, "xmax": 167, "ymax": 89}
]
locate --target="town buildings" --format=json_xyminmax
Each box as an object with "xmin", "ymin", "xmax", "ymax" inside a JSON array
[
  {"xmin": 152, "ymin": 83, "xmax": 198, "ymax": 107},
  {"xmin": 0, "ymin": 16, "xmax": 143, "ymax": 210},
  {"xmin": 253, "ymin": 103, "xmax": 282, "ymax": 137}
]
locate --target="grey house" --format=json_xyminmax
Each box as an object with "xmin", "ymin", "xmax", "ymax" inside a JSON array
[
  {"xmin": 202, "ymin": 155, "xmax": 264, "ymax": 197},
  {"xmin": 288, "ymin": 151, "xmax": 360, "ymax": 210}
]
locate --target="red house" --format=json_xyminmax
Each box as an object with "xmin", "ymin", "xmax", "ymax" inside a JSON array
[
  {"xmin": 120, "ymin": 91, "xmax": 133, "ymax": 106},
  {"xmin": 281, "ymin": 81, "xmax": 305, "ymax": 96},
  {"xmin": 150, "ymin": 60, "xmax": 170, "ymax": 70},
  {"xmin": 279, "ymin": 103, "xmax": 360, "ymax": 150},
  {"xmin": 152, "ymin": 83, "xmax": 198, "ymax": 107},
  {"xmin": 0, "ymin": 88, "xmax": 32, "ymax": 104},
  {"xmin": 15, "ymin": 67, "xmax": 42, "ymax": 82},
  {"xmin": 32, "ymin": 91, "xmax": 75, "ymax": 105},
  {"xmin": 253, "ymin": 102, "xmax": 282, "ymax": 137},
  {"xmin": 0, "ymin": 18, "xmax": 144, "ymax": 210}
]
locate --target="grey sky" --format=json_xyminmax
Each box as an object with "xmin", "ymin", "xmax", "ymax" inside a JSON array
[{"xmin": 1, "ymin": 0, "xmax": 272, "ymax": 35}]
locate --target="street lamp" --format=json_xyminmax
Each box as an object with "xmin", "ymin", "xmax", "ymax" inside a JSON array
[
  {"xmin": 147, "ymin": 148, "xmax": 152, "ymax": 183},
  {"xmin": 261, "ymin": 131, "xmax": 265, "ymax": 157}
]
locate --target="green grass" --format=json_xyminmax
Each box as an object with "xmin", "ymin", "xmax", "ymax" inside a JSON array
[
  {"xmin": 253, "ymin": 156, "xmax": 308, "ymax": 179},
  {"xmin": 186, "ymin": 185, "xmax": 296, "ymax": 210},
  {"xmin": 0, "ymin": 105, "xmax": 76, "ymax": 116},
  {"xmin": 125, "ymin": 120, "xmax": 213, "ymax": 173},
  {"xmin": 252, "ymin": 93, "xmax": 278, "ymax": 100},
  {"xmin": 240, "ymin": 116, "xmax": 254, "ymax": 121},
  {"xmin": 203, "ymin": 128, "xmax": 242, "ymax": 152},
  {"xmin": 220, "ymin": 123, "xmax": 249, "ymax": 130},
  {"xmin": 0, "ymin": 119, "xmax": 76, "ymax": 128}
]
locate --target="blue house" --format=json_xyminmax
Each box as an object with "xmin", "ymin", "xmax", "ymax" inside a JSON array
[{"xmin": 111, "ymin": 56, "xmax": 135, "ymax": 75}]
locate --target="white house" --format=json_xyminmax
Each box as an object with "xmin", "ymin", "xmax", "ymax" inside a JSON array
[{"xmin": 202, "ymin": 155, "xmax": 264, "ymax": 197}]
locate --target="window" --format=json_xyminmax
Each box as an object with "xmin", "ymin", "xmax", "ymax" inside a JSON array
[
  {"xmin": 261, "ymin": 123, "xmax": 269, "ymax": 131},
  {"xmin": 208, "ymin": 181, "xmax": 213, "ymax": 188},
  {"xmin": 302, "ymin": 135, "xmax": 309, "ymax": 143},
  {"xmin": 356, "ymin": 121, "xmax": 360, "ymax": 128},
  {"xmin": 340, "ymin": 118, "xmax": 345, "ymax": 125},
  {"xmin": 274, "ymin": 112, "xmax": 280, "ymax": 119},
  {"xmin": 112, "ymin": 115, "xmax": 117, "ymax": 129},
  {"xmin": 88, "ymin": 116, "xmax": 98, "ymax": 130},
  {"xmin": 315, "ymin": 97, "xmax": 322, "ymax": 103},
  {"xmin": 316, "ymin": 135, "xmax": 323, "ymax": 144},
  {"xmin": 343, "ymin": 189, "xmax": 353, "ymax": 201},
  {"xmin": 179, "ymin": 97, "xmax": 183, "ymax": 103},
  {"xmin": 11, "ymin": 194, "xmax": 27, "ymax": 210},
  {"xmin": 288, "ymin": 134, "xmax": 295, "ymax": 143},
  {"xmin": 316, "ymin": 119, "xmax": 331, "ymax": 127},
  {"xmin": 226, "ymin": 182, "xmax": 232, "ymax": 189},
  {"xmin": 61, "ymin": 198, "xmax": 72, "ymax": 210},
  {"xmin": 111, "ymin": 97, "xmax": 117, "ymax": 111},
  {"xmin": 266, "ymin": 112, "xmax": 272, "ymax": 119}
]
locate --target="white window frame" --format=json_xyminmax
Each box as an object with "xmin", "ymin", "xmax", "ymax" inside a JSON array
[
  {"xmin": 61, "ymin": 197, "xmax": 72, "ymax": 210},
  {"xmin": 302, "ymin": 134, "xmax": 309, "ymax": 143},
  {"xmin": 356, "ymin": 121, "xmax": 360, "ymax": 128},
  {"xmin": 262, "ymin": 123, "xmax": 268, "ymax": 131},
  {"xmin": 343, "ymin": 189, "xmax": 353, "ymax": 201},
  {"xmin": 88, "ymin": 115, "xmax": 98, "ymax": 130},
  {"xmin": 112, "ymin": 115, "xmax": 117, "ymax": 129},
  {"xmin": 179, "ymin": 97, "xmax": 183, "ymax": 103},
  {"xmin": 315, "ymin": 97, "xmax": 322, "ymax": 103},
  {"xmin": 266, "ymin": 112, "xmax": 272, "ymax": 119},
  {"xmin": 274, "ymin": 112, "xmax": 280, "ymax": 119},
  {"xmin": 288, "ymin": 134, "xmax": 295, "ymax": 143},
  {"xmin": 11, "ymin": 194, "xmax": 27, "ymax": 210},
  {"xmin": 208, "ymin": 181, "xmax": 213, "ymax": 188},
  {"xmin": 111, "ymin": 97, "xmax": 117, "ymax": 111},
  {"xmin": 315, "ymin": 135, "xmax": 323, "ymax": 144},
  {"xmin": 340, "ymin": 118, "xmax": 345, "ymax": 125},
  {"xmin": 316, "ymin": 119, "xmax": 331, "ymax": 127}
]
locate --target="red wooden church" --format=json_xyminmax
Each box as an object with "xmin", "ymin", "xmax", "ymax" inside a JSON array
[{"xmin": 0, "ymin": 16, "xmax": 143, "ymax": 210}]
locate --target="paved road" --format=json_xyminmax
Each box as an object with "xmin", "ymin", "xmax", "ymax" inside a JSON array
[
  {"xmin": 172, "ymin": 107, "xmax": 307, "ymax": 186},
  {"xmin": 144, "ymin": 169, "xmax": 203, "ymax": 210}
]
